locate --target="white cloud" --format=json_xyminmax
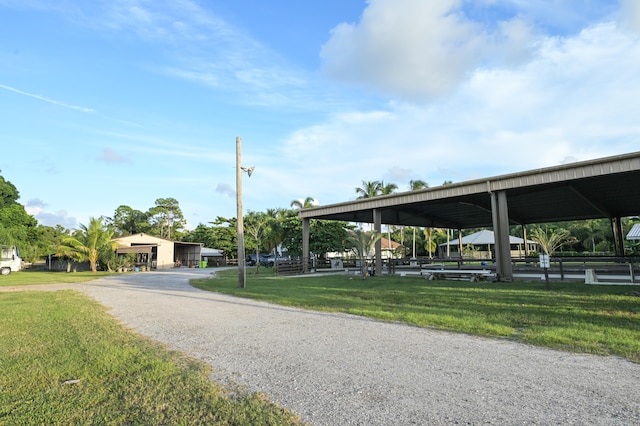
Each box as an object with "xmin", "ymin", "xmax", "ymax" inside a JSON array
[
  {"xmin": 98, "ymin": 148, "xmax": 130, "ymax": 163},
  {"xmin": 284, "ymin": 110, "xmax": 394, "ymax": 162},
  {"xmin": 620, "ymin": 0, "xmax": 640, "ymax": 32},
  {"xmin": 216, "ymin": 183, "xmax": 235, "ymax": 198},
  {"xmin": 283, "ymin": 21, "xmax": 640, "ymax": 204},
  {"xmin": 6, "ymin": 0, "xmax": 315, "ymax": 109},
  {"xmin": 24, "ymin": 199, "xmax": 77, "ymax": 228},
  {"xmin": 99, "ymin": 0, "xmax": 315, "ymax": 106},
  {"xmin": 0, "ymin": 83, "xmax": 94, "ymax": 112},
  {"xmin": 23, "ymin": 198, "xmax": 46, "ymax": 216},
  {"xmin": 35, "ymin": 211, "xmax": 77, "ymax": 229},
  {"xmin": 3, "ymin": 0, "xmax": 638, "ymax": 222},
  {"xmin": 321, "ymin": 0, "xmax": 535, "ymax": 101}
]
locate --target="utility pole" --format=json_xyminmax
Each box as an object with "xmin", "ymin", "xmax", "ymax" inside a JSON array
[
  {"xmin": 235, "ymin": 136, "xmax": 255, "ymax": 289},
  {"xmin": 236, "ymin": 136, "xmax": 246, "ymax": 288}
]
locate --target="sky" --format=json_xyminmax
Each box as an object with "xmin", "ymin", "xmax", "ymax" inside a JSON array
[{"xmin": 1, "ymin": 0, "xmax": 639, "ymax": 231}]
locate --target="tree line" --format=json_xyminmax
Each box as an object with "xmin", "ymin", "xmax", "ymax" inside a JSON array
[{"xmin": 1, "ymin": 171, "xmax": 638, "ymax": 271}]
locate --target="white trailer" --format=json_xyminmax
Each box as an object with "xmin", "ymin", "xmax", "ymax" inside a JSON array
[{"xmin": 1, "ymin": 246, "xmax": 22, "ymax": 275}]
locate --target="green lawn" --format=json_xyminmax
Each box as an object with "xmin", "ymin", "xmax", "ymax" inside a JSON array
[
  {"xmin": 0, "ymin": 290, "xmax": 301, "ymax": 425},
  {"xmin": 3, "ymin": 268, "xmax": 638, "ymax": 423},
  {"xmin": 0, "ymin": 270, "xmax": 112, "ymax": 286},
  {"xmin": 193, "ymin": 269, "xmax": 640, "ymax": 363}
]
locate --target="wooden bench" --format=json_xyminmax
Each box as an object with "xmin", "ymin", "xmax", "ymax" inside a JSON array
[{"xmin": 421, "ymin": 269, "xmax": 496, "ymax": 282}]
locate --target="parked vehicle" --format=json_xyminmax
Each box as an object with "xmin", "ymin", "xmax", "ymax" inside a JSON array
[
  {"xmin": 246, "ymin": 253, "xmax": 271, "ymax": 266},
  {"xmin": 260, "ymin": 254, "xmax": 289, "ymax": 267},
  {"xmin": 1, "ymin": 246, "xmax": 22, "ymax": 275}
]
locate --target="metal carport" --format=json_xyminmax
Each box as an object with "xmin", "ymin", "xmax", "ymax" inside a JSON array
[{"xmin": 299, "ymin": 151, "xmax": 640, "ymax": 280}]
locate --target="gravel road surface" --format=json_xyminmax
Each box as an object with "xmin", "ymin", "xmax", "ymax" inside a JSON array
[{"xmin": 14, "ymin": 269, "xmax": 640, "ymax": 425}]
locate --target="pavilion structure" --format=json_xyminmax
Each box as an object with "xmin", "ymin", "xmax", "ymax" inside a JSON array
[
  {"xmin": 299, "ymin": 151, "xmax": 640, "ymax": 281},
  {"xmin": 438, "ymin": 229, "xmax": 538, "ymax": 260}
]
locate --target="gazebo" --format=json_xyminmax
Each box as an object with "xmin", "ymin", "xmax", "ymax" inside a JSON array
[
  {"xmin": 439, "ymin": 229, "xmax": 538, "ymax": 259},
  {"xmin": 626, "ymin": 224, "xmax": 640, "ymax": 241}
]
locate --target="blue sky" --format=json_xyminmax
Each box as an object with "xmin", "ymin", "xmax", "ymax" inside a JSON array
[{"xmin": 1, "ymin": 0, "xmax": 639, "ymax": 230}]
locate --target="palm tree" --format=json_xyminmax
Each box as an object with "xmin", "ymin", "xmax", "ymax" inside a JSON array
[
  {"xmin": 347, "ymin": 229, "xmax": 383, "ymax": 279},
  {"xmin": 530, "ymin": 227, "xmax": 574, "ymax": 256},
  {"xmin": 409, "ymin": 179, "xmax": 428, "ymax": 191},
  {"xmin": 423, "ymin": 227, "xmax": 443, "ymax": 258},
  {"xmin": 571, "ymin": 219, "xmax": 606, "ymax": 253},
  {"xmin": 355, "ymin": 181, "xmax": 382, "ymax": 231},
  {"xmin": 380, "ymin": 181, "xmax": 398, "ymax": 195},
  {"xmin": 263, "ymin": 207, "xmax": 290, "ymax": 255},
  {"xmin": 530, "ymin": 226, "xmax": 575, "ymax": 290},
  {"xmin": 355, "ymin": 180, "xmax": 383, "ymax": 199},
  {"xmin": 58, "ymin": 217, "xmax": 118, "ymax": 273},
  {"xmin": 375, "ymin": 181, "xmax": 397, "ymax": 242},
  {"xmin": 291, "ymin": 196, "xmax": 317, "ymax": 209},
  {"xmin": 55, "ymin": 238, "xmax": 84, "ymax": 273},
  {"xmin": 409, "ymin": 179, "xmax": 429, "ymax": 258}
]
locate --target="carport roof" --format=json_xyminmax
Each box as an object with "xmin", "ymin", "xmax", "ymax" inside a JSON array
[
  {"xmin": 627, "ymin": 224, "xmax": 640, "ymax": 240},
  {"xmin": 116, "ymin": 244, "xmax": 155, "ymax": 254},
  {"xmin": 299, "ymin": 151, "xmax": 640, "ymax": 229},
  {"xmin": 438, "ymin": 230, "xmax": 537, "ymax": 246}
]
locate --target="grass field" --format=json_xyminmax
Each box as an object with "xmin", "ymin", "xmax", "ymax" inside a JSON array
[
  {"xmin": 0, "ymin": 290, "xmax": 301, "ymax": 425},
  {"xmin": 193, "ymin": 268, "xmax": 640, "ymax": 363},
  {"xmin": 0, "ymin": 270, "xmax": 112, "ymax": 286},
  {"xmin": 3, "ymin": 268, "xmax": 638, "ymax": 423}
]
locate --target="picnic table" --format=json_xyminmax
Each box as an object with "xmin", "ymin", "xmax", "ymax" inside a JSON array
[{"xmin": 421, "ymin": 269, "xmax": 496, "ymax": 282}]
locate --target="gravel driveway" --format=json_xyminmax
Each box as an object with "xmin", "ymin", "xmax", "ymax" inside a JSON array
[{"xmin": 29, "ymin": 269, "xmax": 640, "ymax": 425}]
